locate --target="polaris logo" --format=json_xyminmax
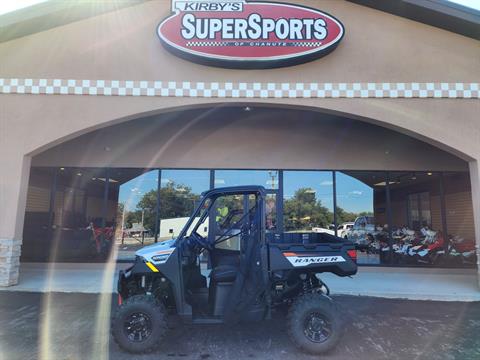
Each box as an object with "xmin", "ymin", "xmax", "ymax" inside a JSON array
[{"xmin": 285, "ymin": 255, "xmax": 346, "ymax": 267}]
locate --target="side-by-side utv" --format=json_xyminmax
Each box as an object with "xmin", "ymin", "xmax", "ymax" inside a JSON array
[{"xmin": 112, "ymin": 186, "xmax": 357, "ymax": 355}]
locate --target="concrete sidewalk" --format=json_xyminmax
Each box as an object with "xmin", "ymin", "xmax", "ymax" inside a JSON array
[
  {"xmin": 0, "ymin": 262, "xmax": 479, "ymax": 301},
  {"xmin": 321, "ymin": 266, "xmax": 480, "ymax": 302}
]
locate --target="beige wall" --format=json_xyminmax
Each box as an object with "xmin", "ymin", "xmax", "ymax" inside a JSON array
[
  {"xmin": 0, "ymin": 0, "xmax": 478, "ymax": 161},
  {"xmin": 1, "ymin": 0, "xmax": 478, "ymax": 83}
]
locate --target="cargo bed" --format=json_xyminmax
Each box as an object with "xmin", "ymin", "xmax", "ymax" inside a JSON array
[{"xmin": 267, "ymin": 232, "xmax": 357, "ymax": 277}]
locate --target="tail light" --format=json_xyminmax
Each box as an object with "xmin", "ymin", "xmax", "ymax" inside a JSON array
[{"xmin": 347, "ymin": 249, "xmax": 357, "ymax": 262}]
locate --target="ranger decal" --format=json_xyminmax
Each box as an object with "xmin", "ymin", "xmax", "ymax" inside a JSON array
[{"xmin": 283, "ymin": 252, "xmax": 346, "ymax": 267}]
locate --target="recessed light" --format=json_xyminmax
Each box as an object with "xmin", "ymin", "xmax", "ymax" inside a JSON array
[
  {"xmin": 244, "ymin": 106, "xmax": 251, "ymax": 112},
  {"xmin": 77, "ymin": 173, "xmax": 82, "ymax": 176},
  {"xmin": 427, "ymin": 172, "xmax": 433, "ymax": 176},
  {"xmin": 374, "ymin": 181, "xmax": 399, "ymax": 186},
  {"xmin": 60, "ymin": 167, "xmax": 65, "ymax": 171}
]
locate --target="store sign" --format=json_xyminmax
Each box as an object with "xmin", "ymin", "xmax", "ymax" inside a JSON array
[{"xmin": 157, "ymin": 0, "xmax": 344, "ymax": 69}]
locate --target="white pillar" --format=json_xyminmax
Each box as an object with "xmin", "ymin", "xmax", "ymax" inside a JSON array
[
  {"xmin": 469, "ymin": 160, "xmax": 480, "ymax": 288},
  {"xmin": 0, "ymin": 154, "xmax": 31, "ymax": 286}
]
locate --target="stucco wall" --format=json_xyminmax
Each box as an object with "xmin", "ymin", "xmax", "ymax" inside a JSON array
[{"xmin": 0, "ymin": 0, "xmax": 478, "ymax": 159}]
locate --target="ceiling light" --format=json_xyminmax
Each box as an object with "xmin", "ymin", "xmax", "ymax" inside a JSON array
[
  {"xmin": 77, "ymin": 173, "xmax": 82, "ymax": 176},
  {"xmin": 374, "ymin": 181, "xmax": 399, "ymax": 186},
  {"xmin": 60, "ymin": 167, "xmax": 65, "ymax": 171},
  {"xmin": 427, "ymin": 172, "xmax": 433, "ymax": 176},
  {"xmin": 97, "ymin": 177, "xmax": 119, "ymax": 183},
  {"xmin": 244, "ymin": 106, "xmax": 251, "ymax": 112}
]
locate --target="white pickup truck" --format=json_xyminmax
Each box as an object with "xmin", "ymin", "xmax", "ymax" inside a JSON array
[{"xmin": 337, "ymin": 222, "xmax": 354, "ymax": 238}]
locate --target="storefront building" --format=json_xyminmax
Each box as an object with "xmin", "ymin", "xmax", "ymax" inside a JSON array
[{"xmin": 0, "ymin": 0, "xmax": 479, "ymax": 286}]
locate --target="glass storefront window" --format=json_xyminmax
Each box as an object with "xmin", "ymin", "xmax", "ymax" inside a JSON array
[
  {"xmin": 215, "ymin": 170, "xmax": 279, "ymax": 232},
  {"xmin": 283, "ymin": 171, "xmax": 334, "ymax": 233},
  {"xmin": 336, "ymin": 171, "xmax": 387, "ymax": 265},
  {"xmin": 117, "ymin": 169, "xmax": 159, "ymax": 258},
  {"xmin": 388, "ymin": 172, "xmax": 443, "ymax": 266},
  {"xmin": 265, "ymin": 194, "xmax": 277, "ymax": 231},
  {"xmin": 388, "ymin": 171, "xmax": 477, "ymax": 267},
  {"xmin": 57, "ymin": 168, "xmax": 114, "ymax": 261},
  {"xmin": 407, "ymin": 192, "xmax": 431, "ymax": 229},
  {"xmin": 159, "ymin": 170, "xmax": 210, "ymax": 240},
  {"xmin": 21, "ymin": 167, "xmax": 476, "ymax": 268},
  {"xmin": 214, "ymin": 170, "xmax": 279, "ymax": 189},
  {"xmin": 22, "ymin": 167, "xmax": 54, "ymax": 261},
  {"xmin": 443, "ymin": 172, "xmax": 477, "ymax": 267}
]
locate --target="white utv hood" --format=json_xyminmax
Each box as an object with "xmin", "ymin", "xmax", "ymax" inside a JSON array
[{"xmin": 135, "ymin": 239, "xmax": 176, "ymax": 264}]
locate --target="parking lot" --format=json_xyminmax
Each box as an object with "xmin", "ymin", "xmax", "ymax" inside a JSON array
[{"xmin": 0, "ymin": 292, "xmax": 479, "ymax": 360}]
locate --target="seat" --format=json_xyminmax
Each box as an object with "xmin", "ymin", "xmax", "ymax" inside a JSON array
[{"xmin": 210, "ymin": 264, "xmax": 238, "ymax": 283}]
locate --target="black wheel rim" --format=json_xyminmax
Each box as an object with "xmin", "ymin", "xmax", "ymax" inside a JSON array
[
  {"xmin": 303, "ymin": 312, "xmax": 332, "ymax": 343},
  {"xmin": 124, "ymin": 311, "xmax": 153, "ymax": 342}
]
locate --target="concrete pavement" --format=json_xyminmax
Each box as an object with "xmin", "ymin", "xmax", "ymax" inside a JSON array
[
  {"xmin": 0, "ymin": 291, "xmax": 479, "ymax": 360},
  {"xmin": 1, "ymin": 263, "xmax": 479, "ymax": 302}
]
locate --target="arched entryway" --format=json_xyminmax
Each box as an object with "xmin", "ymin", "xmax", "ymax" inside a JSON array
[{"xmin": 21, "ymin": 104, "xmax": 477, "ymax": 270}]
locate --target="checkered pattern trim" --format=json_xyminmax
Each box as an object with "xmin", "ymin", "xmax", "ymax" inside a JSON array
[
  {"xmin": 0, "ymin": 79, "xmax": 478, "ymax": 98},
  {"xmin": 186, "ymin": 41, "xmax": 323, "ymax": 47},
  {"xmin": 186, "ymin": 41, "xmax": 226, "ymax": 47},
  {"xmin": 292, "ymin": 42, "xmax": 323, "ymax": 47}
]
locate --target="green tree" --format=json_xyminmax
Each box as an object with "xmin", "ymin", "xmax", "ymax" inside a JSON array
[
  {"xmin": 124, "ymin": 209, "xmax": 142, "ymax": 229},
  {"xmin": 335, "ymin": 206, "xmax": 373, "ymax": 225},
  {"xmin": 157, "ymin": 182, "xmax": 200, "ymax": 219},
  {"xmin": 121, "ymin": 182, "xmax": 200, "ymax": 233},
  {"xmin": 335, "ymin": 206, "xmax": 357, "ymax": 224},
  {"xmin": 283, "ymin": 188, "xmax": 333, "ymax": 231}
]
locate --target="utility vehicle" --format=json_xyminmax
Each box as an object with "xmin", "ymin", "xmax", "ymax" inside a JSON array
[{"xmin": 112, "ymin": 186, "xmax": 357, "ymax": 354}]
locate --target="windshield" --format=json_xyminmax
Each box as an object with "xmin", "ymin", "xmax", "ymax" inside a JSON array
[{"xmin": 183, "ymin": 197, "xmax": 211, "ymax": 239}]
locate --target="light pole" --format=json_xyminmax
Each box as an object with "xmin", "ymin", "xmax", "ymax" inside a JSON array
[
  {"xmin": 141, "ymin": 209, "xmax": 145, "ymax": 244},
  {"xmin": 120, "ymin": 202, "xmax": 126, "ymax": 245}
]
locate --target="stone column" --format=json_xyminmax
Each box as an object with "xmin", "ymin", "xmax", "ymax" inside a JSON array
[
  {"xmin": 0, "ymin": 155, "xmax": 31, "ymax": 286},
  {"xmin": 469, "ymin": 159, "xmax": 480, "ymax": 288}
]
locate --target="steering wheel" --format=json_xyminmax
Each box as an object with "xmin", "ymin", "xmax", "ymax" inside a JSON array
[{"xmin": 190, "ymin": 232, "xmax": 212, "ymax": 251}]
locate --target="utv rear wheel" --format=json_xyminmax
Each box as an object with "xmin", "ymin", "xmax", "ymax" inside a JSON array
[
  {"xmin": 287, "ymin": 294, "xmax": 342, "ymax": 354},
  {"xmin": 111, "ymin": 295, "xmax": 167, "ymax": 353}
]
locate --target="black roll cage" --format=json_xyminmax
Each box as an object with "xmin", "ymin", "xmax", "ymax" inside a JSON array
[
  {"xmin": 175, "ymin": 186, "xmax": 267, "ymax": 248},
  {"xmin": 173, "ymin": 186, "xmax": 267, "ymax": 316}
]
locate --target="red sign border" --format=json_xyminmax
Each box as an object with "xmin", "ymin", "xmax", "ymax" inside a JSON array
[{"xmin": 156, "ymin": 1, "xmax": 345, "ymax": 69}]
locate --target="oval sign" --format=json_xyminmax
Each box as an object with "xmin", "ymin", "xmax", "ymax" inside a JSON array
[{"xmin": 157, "ymin": 1, "xmax": 345, "ymax": 69}]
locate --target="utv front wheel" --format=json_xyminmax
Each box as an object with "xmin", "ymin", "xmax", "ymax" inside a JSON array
[
  {"xmin": 287, "ymin": 293, "xmax": 342, "ymax": 354},
  {"xmin": 111, "ymin": 295, "xmax": 167, "ymax": 353}
]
